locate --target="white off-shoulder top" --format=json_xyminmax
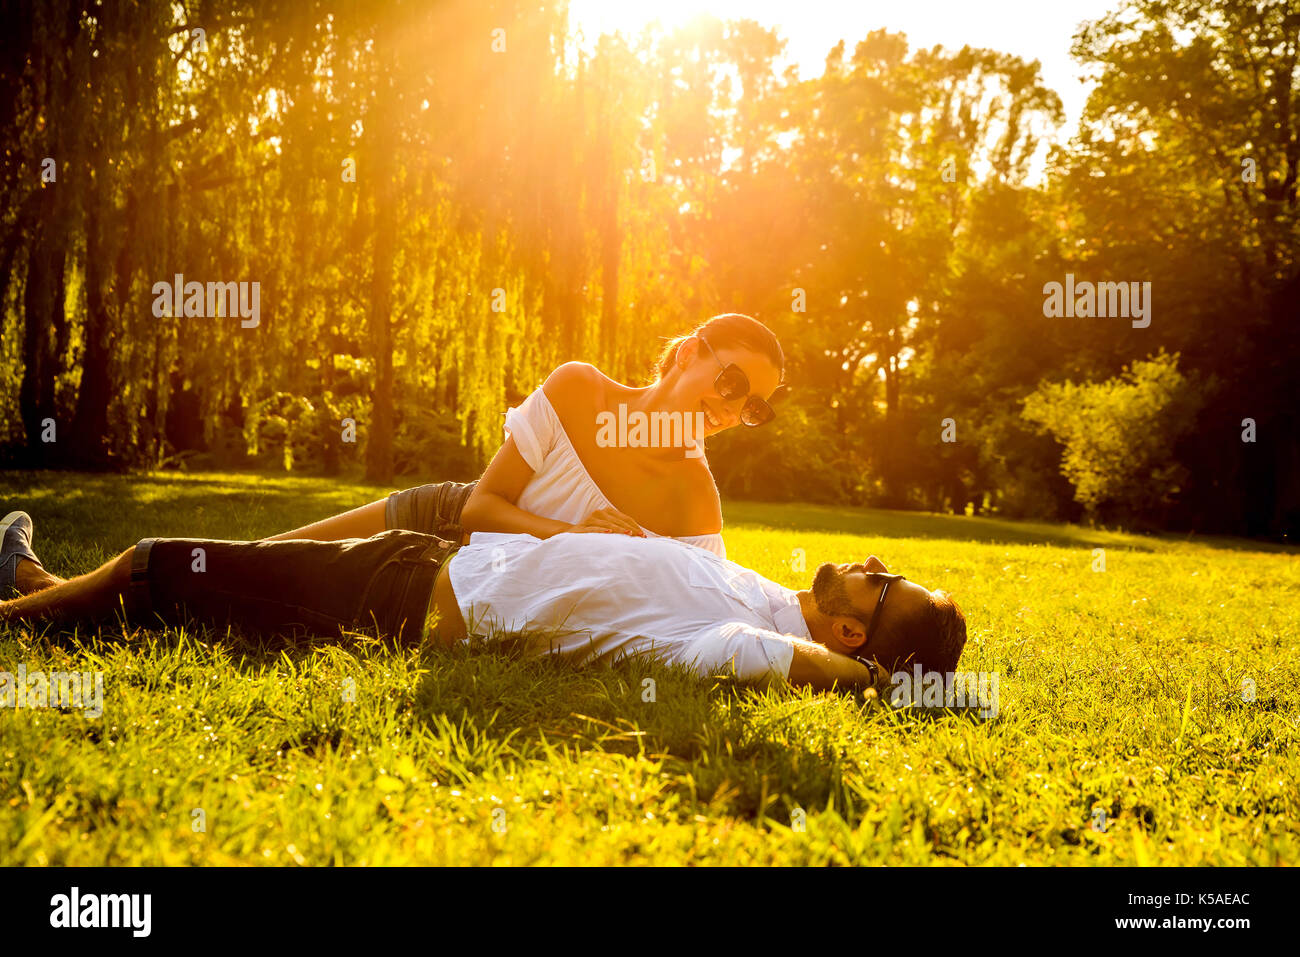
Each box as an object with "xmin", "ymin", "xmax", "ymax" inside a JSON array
[{"xmin": 504, "ymin": 385, "xmax": 727, "ymax": 558}]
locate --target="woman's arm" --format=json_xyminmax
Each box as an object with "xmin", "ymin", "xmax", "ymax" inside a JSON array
[
  {"xmin": 459, "ymin": 436, "xmax": 571, "ymax": 539},
  {"xmin": 263, "ymin": 363, "xmax": 641, "ymax": 544},
  {"xmin": 462, "ymin": 363, "xmax": 644, "ymax": 539},
  {"xmin": 459, "ymin": 436, "xmax": 644, "ymax": 538}
]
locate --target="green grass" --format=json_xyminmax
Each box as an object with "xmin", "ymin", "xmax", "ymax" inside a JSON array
[{"xmin": 2, "ymin": 469, "xmax": 1297, "ymax": 865}]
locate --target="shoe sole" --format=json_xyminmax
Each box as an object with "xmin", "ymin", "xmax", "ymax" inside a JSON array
[
  {"xmin": 0, "ymin": 511, "xmax": 34, "ymax": 591},
  {"xmin": 0, "ymin": 510, "xmax": 31, "ymax": 543}
]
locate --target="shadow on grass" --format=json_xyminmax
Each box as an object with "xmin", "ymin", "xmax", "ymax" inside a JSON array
[
  {"xmin": 6, "ymin": 614, "xmax": 987, "ymax": 825},
  {"xmin": 0, "ymin": 469, "xmax": 391, "ymax": 546},
  {"xmin": 727, "ymin": 500, "xmax": 1298, "ymax": 555},
  {"xmin": 402, "ymin": 643, "xmax": 886, "ymax": 821}
]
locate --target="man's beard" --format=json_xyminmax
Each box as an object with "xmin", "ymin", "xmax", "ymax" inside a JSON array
[{"xmin": 811, "ymin": 562, "xmax": 852, "ymax": 616}]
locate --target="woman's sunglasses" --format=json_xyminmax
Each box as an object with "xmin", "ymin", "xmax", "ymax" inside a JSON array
[{"xmin": 697, "ymin": 336, "xmax": 779, "ymax": 427}]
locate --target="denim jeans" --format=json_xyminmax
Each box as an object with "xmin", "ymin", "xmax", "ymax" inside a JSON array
[{"xmin": 127, "ymin": 529, "xmax": 458, "ymax": 644}]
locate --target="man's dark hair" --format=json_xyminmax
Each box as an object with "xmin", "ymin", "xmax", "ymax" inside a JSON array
[
  {"xmin": 815, "ymin": 571, "xmax": 967, "ymax": 675},
  {"xmin": 873, "ymin": 590, "xmax": 967, "ymax": 675}
]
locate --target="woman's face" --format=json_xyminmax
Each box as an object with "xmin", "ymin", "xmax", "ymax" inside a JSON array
[{"xmin": 670, "ymin": 336, "xmax": 783, "ymax": 438}]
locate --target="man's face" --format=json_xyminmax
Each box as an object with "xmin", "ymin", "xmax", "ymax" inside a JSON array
[
  {"xmin": 805, "ymin": 555, "xmax": 935, "ymax": 670},
  {"xmin": 809, "ymin": 553, "xmax": 897, "ymax": 623}
]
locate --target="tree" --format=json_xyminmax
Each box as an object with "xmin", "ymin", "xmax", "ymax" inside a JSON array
[{"xmin": 1022, "ymin": 352, "xmax": 1207, "ymax": 524}]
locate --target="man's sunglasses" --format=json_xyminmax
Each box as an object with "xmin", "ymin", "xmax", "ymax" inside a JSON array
[
  {"xmin": 854, "ymin": 572, "xmax": 907, "ymax": 684},
  {"xmin": 698, "ymin": 336, "xmax": 778, "ymax": 427}
]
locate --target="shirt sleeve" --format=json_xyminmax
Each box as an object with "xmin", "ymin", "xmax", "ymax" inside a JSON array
[
  {"xmin": 663, "ymin": 621, "xmax": 794, "ymax": 685},
  {"xmin": 503, "ymin": 386, "xmax": 559, "ymax": 472}
]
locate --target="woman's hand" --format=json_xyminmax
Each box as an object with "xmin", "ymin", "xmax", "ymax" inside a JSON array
[{"xmin": 563, "ymin": 507, "xmax": 647, "ymax": 537}]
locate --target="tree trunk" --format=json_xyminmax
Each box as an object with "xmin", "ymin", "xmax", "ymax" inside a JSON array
[
  {"xmin": 880, "ymin": 326, "xmax": 904, "ymax": 506},
  {"xmin": 18, "ymin": 191, "xmax": 66, "ymax": 467},
  {"xmin": 69, "ymin": 199, "xmax": 116, "ymax": 468},
  {"xmin": 364, "ymin": 78, "xmax": 397, "ymax": 484}
]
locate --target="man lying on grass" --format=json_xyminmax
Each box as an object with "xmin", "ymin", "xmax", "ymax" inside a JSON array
[{"xmin": 0, "ymin": 510, "xmax": 965, "ymax": 692}]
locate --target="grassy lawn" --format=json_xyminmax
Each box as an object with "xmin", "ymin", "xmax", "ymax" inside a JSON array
[{"xmin": 1, "ymin": 470, "xmax": 1296, "ymax": 865}]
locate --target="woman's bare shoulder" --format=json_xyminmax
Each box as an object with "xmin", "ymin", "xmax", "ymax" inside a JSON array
[
  {"xmin": 542, "ymin": 361, "xmax": 613, "ymax": 409},
  {"xmin": 675, "ymin": 456, "xmax": 724, "ymax": 535},
  {"xmin": 543, "ymin": 361, "xmax": 642, "ymax": 423}
]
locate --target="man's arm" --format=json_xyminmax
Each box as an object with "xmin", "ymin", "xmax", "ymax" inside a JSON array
[
  {"xmin": 672, "ymin": 622, "xmax": 881, "ymax": 693},
  {"xmin": 785, "ymin": 636, "xmax": 881, "ymax": 692}
]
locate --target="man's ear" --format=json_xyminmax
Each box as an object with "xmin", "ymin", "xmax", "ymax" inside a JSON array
[{"xmin": 832, "ymin": 616, "xmax": 867, "ymax": 653}]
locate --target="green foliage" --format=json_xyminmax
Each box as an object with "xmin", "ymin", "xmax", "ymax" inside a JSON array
[
  {"xmin": 391, "ymin": 408, "xmax": 480, "ymax": 482},
  {"xmin": 708, "ymin": 401, "xmax": 851, "ymax": 505},
  {"xmin": 971, "ymin": 404, "xmax": 1077, "ymax": 521},
  {"xmin": 2, "ymin": 0, "xmax": 1297, "ymax": 535},
  {"xmin": 1022, "ymin": 353, "xmax": 1207, "ymax": 522},
  {"xmin": 242, "ymin": 391, "xmax": 367, "ymax": 474}
]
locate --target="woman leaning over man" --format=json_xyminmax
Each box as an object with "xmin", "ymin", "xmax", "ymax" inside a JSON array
[{"xmin": 265, "ymin": 312, "xmax": 785, "ymax": 558}]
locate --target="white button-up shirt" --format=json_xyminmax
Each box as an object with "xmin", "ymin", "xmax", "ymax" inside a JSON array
[{"xmin": 446, "ymin": 532, "xmax": 807, "ymax": 683}]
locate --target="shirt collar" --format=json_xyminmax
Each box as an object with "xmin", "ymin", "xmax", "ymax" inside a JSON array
[{"xmin": 770, "ymin": 587, "xmax": 810, "ymax": 640}]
